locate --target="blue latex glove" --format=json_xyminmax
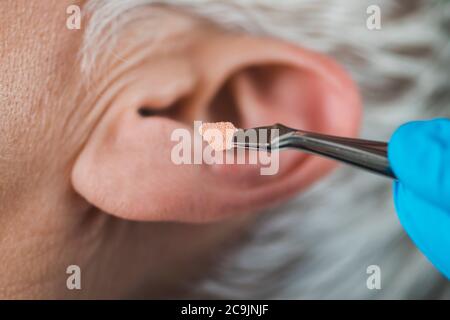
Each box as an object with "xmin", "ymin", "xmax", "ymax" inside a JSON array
[{"xmin": 388, "ymin": 118, "xmax": 450, "ymax": 279}]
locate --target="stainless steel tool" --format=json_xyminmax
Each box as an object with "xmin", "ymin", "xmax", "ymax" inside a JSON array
[{"xmin": 232, "ymin": 124, "xmax": 396, "ymax": 179}]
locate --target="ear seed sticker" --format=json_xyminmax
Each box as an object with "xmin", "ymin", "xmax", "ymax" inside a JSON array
[{"xmin": 199, "ymin": 122, "xmax": 237, "ymax": 151}]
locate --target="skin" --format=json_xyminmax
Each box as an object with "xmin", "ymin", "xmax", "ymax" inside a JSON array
[{"xmin": 0, "ymin": 1, "xmax": 361, "ymax": 298}]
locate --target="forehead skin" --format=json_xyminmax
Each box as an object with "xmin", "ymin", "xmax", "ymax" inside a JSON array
[{"xmin": 0, "ymin": 0, "xmax": 85, "ymax": 198}]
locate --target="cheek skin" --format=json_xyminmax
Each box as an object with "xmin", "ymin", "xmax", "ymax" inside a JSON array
[
  {"xmin": 0, "ymin": 0, "xmax": 87, "ymax": 193},
  {"xmin": 0, "ymin": 1, "xmax": 85, "ymax": 298}
]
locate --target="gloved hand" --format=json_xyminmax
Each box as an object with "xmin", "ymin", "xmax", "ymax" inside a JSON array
[{"xmin": 388, "ymin": 118, "xmax": 450, "ymax": 279}]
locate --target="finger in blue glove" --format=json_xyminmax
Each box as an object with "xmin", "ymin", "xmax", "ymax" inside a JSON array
[{"xmin": 389, "ymin": 119, "xmax": 450, "ymax": 279}]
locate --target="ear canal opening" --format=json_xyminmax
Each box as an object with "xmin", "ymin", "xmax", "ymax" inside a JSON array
[{"xmin": 208, "ymin": 80, "xmax": 242, "ymax": 127}]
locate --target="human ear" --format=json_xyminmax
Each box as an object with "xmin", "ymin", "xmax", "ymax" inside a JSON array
[{"xmin": 72, "ymin": 23, "xmax": 361, "ymax": 222}]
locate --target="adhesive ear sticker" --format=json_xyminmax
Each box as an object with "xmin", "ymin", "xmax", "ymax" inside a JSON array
[{"xmin": 198, "ymin": 122, "xmax": 237, "ymax": 151}]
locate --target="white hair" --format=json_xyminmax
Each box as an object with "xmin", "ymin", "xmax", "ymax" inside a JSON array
[{"xmin": 83, "ymin": 0, "xmax": 450, "ymax": 298}]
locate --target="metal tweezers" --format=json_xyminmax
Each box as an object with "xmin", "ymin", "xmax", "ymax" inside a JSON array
[{"xmin": 232, "ymin": 123, "xmax": 396, "ymax": 179}]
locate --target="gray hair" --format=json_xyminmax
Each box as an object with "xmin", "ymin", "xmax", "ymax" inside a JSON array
[{"xmin": 83, "ymin": 0, "xmax": 450, "ymax": 298}]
